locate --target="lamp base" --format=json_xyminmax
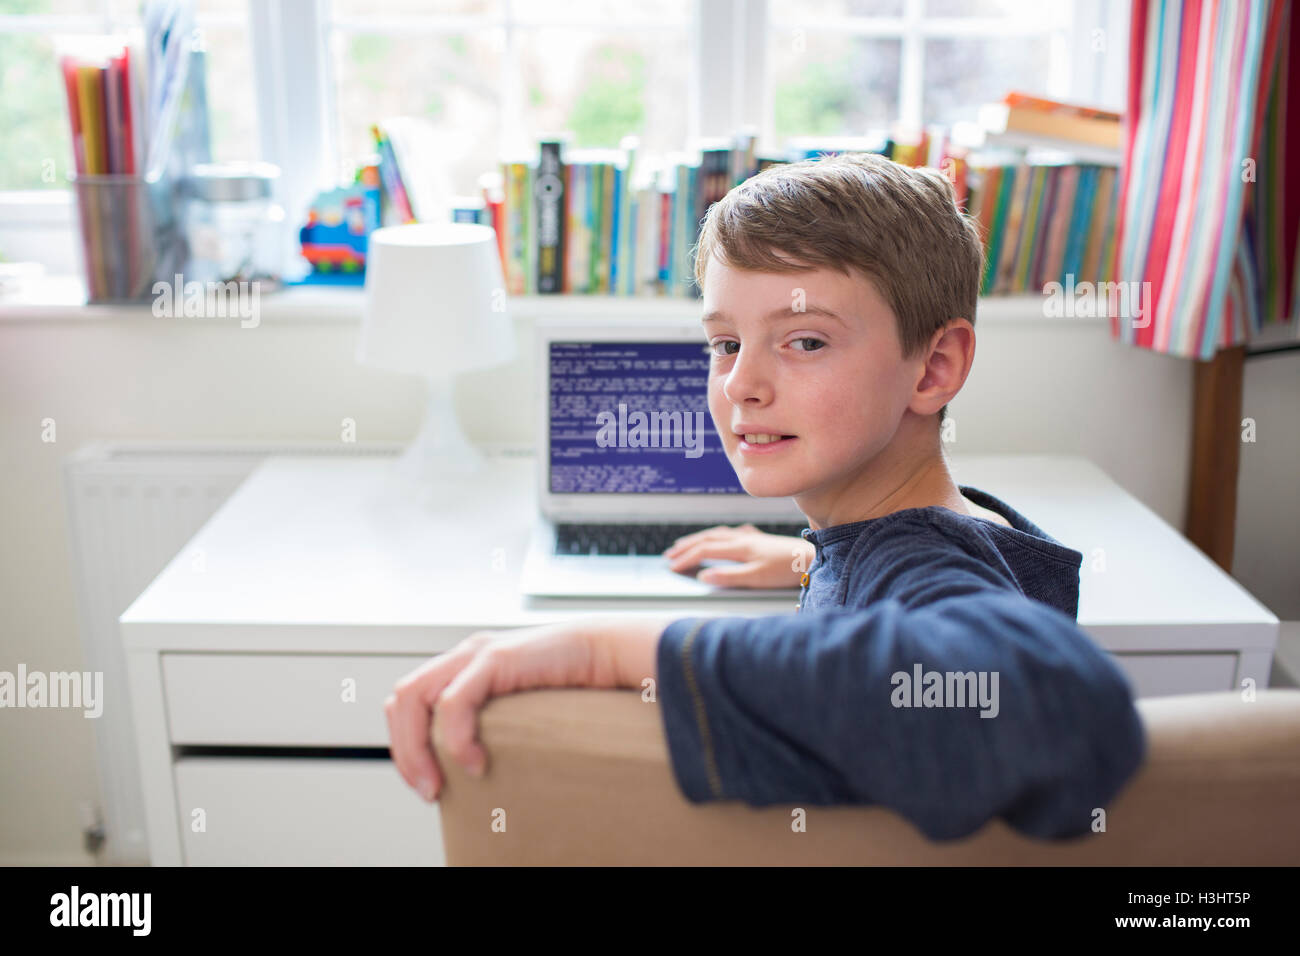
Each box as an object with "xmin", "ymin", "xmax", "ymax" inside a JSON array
[{"xmin": 391, "ymin": 376, "xmax": 485, "ymax": 489}]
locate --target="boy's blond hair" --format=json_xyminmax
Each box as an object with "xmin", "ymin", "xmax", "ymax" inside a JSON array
[{"xmin": 692, "ymin": 151, "xmax": 985, "ymax": 424}]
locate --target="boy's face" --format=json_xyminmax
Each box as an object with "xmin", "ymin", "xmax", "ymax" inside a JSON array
[{"xmin": 701, "ymin": 254, "xmax": 923, "ymax": 509}]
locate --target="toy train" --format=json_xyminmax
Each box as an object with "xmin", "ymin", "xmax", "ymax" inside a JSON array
[{"xmin": 299, "ymin": 183, "xmax": 381, "ymax": 274}]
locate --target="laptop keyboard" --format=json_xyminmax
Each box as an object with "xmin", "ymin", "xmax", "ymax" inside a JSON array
[{"xmin": 554, "ymin": 521, "xmax": 808, "ymax": 557}]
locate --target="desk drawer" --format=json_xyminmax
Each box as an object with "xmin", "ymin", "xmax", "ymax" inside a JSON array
[
  {"xmin": 1112, "ymin": 653, "xmax": 1238, "ymax": 698},
  {"xmin": 163, "ymin": 653, "xmax": 432, "ymax": 746},
  {"xmin": 174, "ymin": 756, "xmax": 445, "ymax": 865}
]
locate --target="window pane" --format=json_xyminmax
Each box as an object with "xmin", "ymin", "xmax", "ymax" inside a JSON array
[
  {"xmin": 0, "ymin": 32, "xmax": 72, "ymax": 189},
  {"xmin": 194, "ymin": 25, "xmax": 259, "ymax": 164},
  {"xmin": 106, "ymin": 0, "xmax": 251, "ymax": 19},
  {"xmin": 769, "ymin": 33, "xmax": 901, "ymax": 142},
  {"xmin": 329, "ymin": 0, "xmax": 501, "ymax": 16},
  {"xmin": 510, "ymin": 0, "xmax": 689, "ymax": 22},
  {"xmin": 514, "ymin": 28, "xmax": 689, "ymax": 156},
  {"xmin": 771, "ymin": 0, "xmax": 904, "ymax": 17},
  {"xmin": 924, "ymin": 0, "xmax": 1050, "ymax": 16},
  {"xmin": 330, "ymin": 30, "xmax": 503, "ymax": 193},
  {"xmin": 922, "ymin": 36, "xmax": 1051, "ymax": 125},
  {"xmin": 7, "ymin": 0, "xmax": 103, "ymax": 16}
]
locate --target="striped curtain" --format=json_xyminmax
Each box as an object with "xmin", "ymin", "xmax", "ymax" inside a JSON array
[{"xmin": 1113, "ymin": 0, "xmax": 1299, "ymax": 359}]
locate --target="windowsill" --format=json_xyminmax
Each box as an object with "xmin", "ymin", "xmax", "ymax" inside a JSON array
[{"xmin": 0, "ymin": 275, "xmax": 1103, "ymax": 324}]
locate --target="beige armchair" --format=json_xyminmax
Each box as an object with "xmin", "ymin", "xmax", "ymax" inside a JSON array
[{"xmin": 431, "ymin": 687, "xmax": 1300, "ymax": 865}]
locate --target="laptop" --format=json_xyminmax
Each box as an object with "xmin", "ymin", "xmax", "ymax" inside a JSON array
[{"xmin": 519, "ymin": 317, "xmax": 807, "ymax": 599}]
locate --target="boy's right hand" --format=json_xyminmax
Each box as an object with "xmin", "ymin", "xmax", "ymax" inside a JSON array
[{"xmin": 662, "ymin": 523, "xmax": 816, "ymax": 589}]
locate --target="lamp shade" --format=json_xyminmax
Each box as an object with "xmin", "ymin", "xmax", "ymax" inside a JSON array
[{"xmin": 358, "ymin": 223, "xmax": 514, "ymax": 376}]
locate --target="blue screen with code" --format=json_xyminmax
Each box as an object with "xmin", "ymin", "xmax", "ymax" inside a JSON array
[{"xmin": 548, "ymin": 341, "xmax": 745, "ymax": 494}]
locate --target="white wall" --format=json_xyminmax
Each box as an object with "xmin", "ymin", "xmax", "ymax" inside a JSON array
[
  {"xmin": 0, "ymin": 293, "xmax": 1295, "ymax": 863},
  {"xmin": 1236, "ymin": 350, "xmax": 1300, "ymax": 621}
]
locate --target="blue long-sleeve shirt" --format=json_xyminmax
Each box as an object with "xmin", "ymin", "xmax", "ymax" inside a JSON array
[{"xmin": 654, "ymin": 484, "xmax": 1147, "ymax": 841}]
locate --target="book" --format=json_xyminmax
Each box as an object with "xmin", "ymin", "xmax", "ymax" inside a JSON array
[
  {"xmin": 563, "ymin": 162, "xmax": 584, "ymax": 293},
  {"xmin": 995, "ymin": 161, "xmax": 1033, "ymax": 292},
  {"xmin": 500, "ymin": 156, "xmax": 531, "ymax": 295},
  {"xmin": 980, "ymin": 92, "xmax": 1122, "ymax": 151},
  {"xmin": 371, "ymin": 124, "xmax": 415, "ymax": 223},
  {"xmin": 1061, "ymin": 165, "xmax": 1097, "ymax": 282},
  {"xmin": 983, "ymin": 166, "xmax": 1016, "ymax": 294},
  {"xmin": 1081, "ymin": 166, "xmax": 1116, "ymax": 282},
  {"xmin": 535, "ymin": 139, "xmax": 566, "ymax": 294},
  {"xmin": 616, "ymin": 135, "xmax": 639, "ymax": 295}
]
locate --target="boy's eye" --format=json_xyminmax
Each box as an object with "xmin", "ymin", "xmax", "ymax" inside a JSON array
[
  {"xmin": 709, "ymin": 340, "xmax": 739, "ymax": 357},
  {"xmin": 791, "ymin": 337, "xmax": 825, "ymax": 352}
]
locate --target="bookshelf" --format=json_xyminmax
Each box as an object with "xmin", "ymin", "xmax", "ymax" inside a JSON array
[{"xmin": 0, "ymin": 282, "xmax": 1072, "ymax": 325}]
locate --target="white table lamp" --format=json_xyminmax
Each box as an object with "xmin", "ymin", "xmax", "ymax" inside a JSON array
[{"xmin": 358, "ymin": 223, "xmax": 515, "ymax": 483}]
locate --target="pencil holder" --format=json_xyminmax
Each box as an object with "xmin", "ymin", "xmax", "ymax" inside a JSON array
[{"xmin": 70, "ymin": 173, "xmax": 184, "ymax": 303}]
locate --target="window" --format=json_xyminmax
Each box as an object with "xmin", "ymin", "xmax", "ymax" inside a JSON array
[
  {"xmin": 322, "ymin": 0, "xmax": 693, "ymax": 196},
  {"xmin": 766, "ymin": 0, "xmax": 1106, "ymax": 143},
  {"xmin": 0, "ymin": 0, "xmax": 1128, "ymax": 279}
]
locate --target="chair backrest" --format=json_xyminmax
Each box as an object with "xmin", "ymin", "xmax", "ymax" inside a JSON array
[{"xmin": 432, "ymin": 687, "xmax": 1300, "ymax": 865}]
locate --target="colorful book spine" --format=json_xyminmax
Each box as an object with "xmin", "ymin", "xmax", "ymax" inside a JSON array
[
  {"xmin": 685, "ymin": 162, "xmax": 699, "ymax": 297},
  {"xmin": 579, "ymin": 163, "xmax": 595, "ymax": 291},
  {"xmin": 524, "ymin": 161, "xmax": 536, "ymax": 294},
  {"xmin": 634, "ymin": 177, "xmax": 659, "ymax": 296},
  {"xmin": 660, "ymin": 190, "xmax": 672, "ymax": 285},
  {"xmin": 372, "ymin": 125, "xmax": 414, "ymax": 224},
  {"xmin": 104, "ymin": 62, "xmax": 122, "ymax": 174},
  {"xmin": 75, "ymin": 65, "xmax": 107, "ymax": 296},
  {"xmin": 609, "ymin": 162, "xmax": 621, "ymax": 293},
  {"xmin": 1013, "ymin": 165, "xmax": 1048, "ymax": 291},
  {"xmin": 1040, "ymin": 164, "xmax": 1078, "ymax": 287},
  {"xmin": 980, "ymin": 166, "xmax": 1013, "ymax": 295},
  {"xmin": 995, "ymin": 163, "xmax": 1032, "ymax": 293},
  {"xmin": 501, "ymin": 160, "xmax": 529, "ymax": 295},
  {"xmin": 483, "ymin": 177, "xmax": 506, "ymax": 276},
  {"xmin": 583, "ymin": 163, "xmax": 598, "ymax": 294},
  {"xmin": 1028, "ymin": 165, "xmax": 1061, "ymax": 288},
  {"xmin": 1080, "ymin": 166, "xmax": 1115, "ymax": 282},
  {"xmin": 616, "ymin": 137, "xmax": 638, "ymax": 295},
  {"xmin": 116, "ymin": 48, "xmax": 137, "ymax": 175},
  {"xmin": 1060, "ymin": 165, "xmax": 1096, "ymax": 283},
  {"xmin": 535, "ymin": 139, "xmax": 565, "ymax": 294},
  {"xmin": 566, "ymin": 163, "xmax": 587, "ymax": 291}
]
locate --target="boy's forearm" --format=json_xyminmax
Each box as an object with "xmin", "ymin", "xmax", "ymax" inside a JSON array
[{"xmin": 584, "ymin": 615, "xmax": 674, "ymax": 688}]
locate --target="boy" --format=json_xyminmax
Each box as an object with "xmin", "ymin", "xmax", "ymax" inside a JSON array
[{"xmin": 386, "ymin": 152, "xmax": 1146, "ymax": 842}]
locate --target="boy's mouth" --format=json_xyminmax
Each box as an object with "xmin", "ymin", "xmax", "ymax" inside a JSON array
[{"xmin": 734, "ymin": 431, "xmax": 798, "ymax": 453}]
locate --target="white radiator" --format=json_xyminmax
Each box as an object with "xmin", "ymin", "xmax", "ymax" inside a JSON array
[{"xmin": 62, "ymin": 440, "xmax": 401, "ymax": 864}]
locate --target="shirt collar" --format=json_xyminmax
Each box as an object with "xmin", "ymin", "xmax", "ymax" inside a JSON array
[{"xmin": 800, "ymin": 485, "xmax": 1077, "ymax": 563}]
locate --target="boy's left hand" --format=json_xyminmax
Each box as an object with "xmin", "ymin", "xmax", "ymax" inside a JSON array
[{"xmin": 385, "ymin": 616, "xmax": 668, "ymax": 802}]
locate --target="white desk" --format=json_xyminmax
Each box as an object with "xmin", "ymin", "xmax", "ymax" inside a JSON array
[{"xmin": 120, "ymin": 451, "xmax": 1279, "ymax": 866}]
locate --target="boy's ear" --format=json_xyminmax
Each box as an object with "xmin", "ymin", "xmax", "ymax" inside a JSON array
[{"xmin": 911, "ymin": 319, "xmax": 975, "ymax": 416}]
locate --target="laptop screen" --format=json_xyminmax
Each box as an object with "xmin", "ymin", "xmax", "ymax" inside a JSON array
[{"xmin": 549, "ymin": 341, "xmax": 745, "ymax": 494}]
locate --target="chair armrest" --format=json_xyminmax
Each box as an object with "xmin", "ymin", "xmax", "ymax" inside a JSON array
[{"xmin": 431, "ymin": 688, "xmax": 1300, "ymax": 865}]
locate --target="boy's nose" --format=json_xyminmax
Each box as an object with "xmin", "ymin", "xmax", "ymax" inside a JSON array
[{"xmin": 721, "ymin": 357, "xmax": 775, "ymax": 407}]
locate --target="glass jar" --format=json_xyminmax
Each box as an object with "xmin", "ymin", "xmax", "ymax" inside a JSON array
[{"xmin": 180, "ymin": 162, "xmax": 284, "ymax": 284}]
